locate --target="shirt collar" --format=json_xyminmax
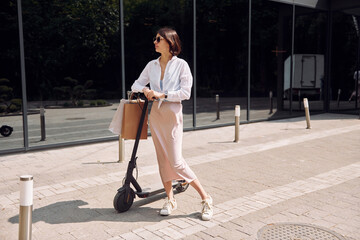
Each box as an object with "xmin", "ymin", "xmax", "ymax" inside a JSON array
[{"xmin": 155, "ymin": 55, "xmax": 177, "ymax": 65}]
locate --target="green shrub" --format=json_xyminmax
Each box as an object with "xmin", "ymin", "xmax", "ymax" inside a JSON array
[
  {"xmin": 96, "ymin": 99, "xmax": 107, "ymax": 106},
  {"xmin": 8, "ymin": 104, "xmax": 18, "ymax": 112},
  {"xmin": 5, "ymin": 99, "xmax": 22, "ymax": 112},
  {"xmin": 11, "ymin": 98, "xmax": 22, "ymax": 107},
  {"xmin": 90, "ymin": 100, "xmax": 97, "ymax": 106},
  {"xmin": 77, "ymin": 100, "xmax": 84, "ymax": 107},
  {"xmin": 0, "ymin": 105, "xmax": 6, "ymax": 113},
  {"xmin": 63, "ymin": 102, "xmax": 71, "ymax": 107}
]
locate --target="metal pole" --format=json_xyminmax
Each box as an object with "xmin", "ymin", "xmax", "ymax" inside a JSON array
[
  {"xmin": 234, "ymin": 105, "xmax": 240, "ymax": 143},
  {"xmin": 40, "ymin": 107, "xmax": 46, "ymax": 141},
  {"xmin": 357, "ymin": 72, "xmax": 360, "ymax": 119},
  {"xmin": 193, "ymin": 0, "xmax": 197, "ymax": 128},
  {"xmin": 303, "ymin": 98, "xmax": 311, "ymax": 129},
  {"xmin": 216, "ymin": 94, "xmax": 220, "ymax": 120},
  {"xmin": 269, "ymin": 91, "xmax": 273, "ymax": 114},
  {"xmin": 19, "ymin": 175, "xmax": 33, "ymax": 240},
  {"xmin": 356, "ymin": 18, "xmax": 360, "ymax": 109},
  {"xmin": 118, "ymin": 135, "xmax": 125, "ymax": 163},
  {"xmin": 17, "ymin": 0, "xmax": 29, "ymax": 150},
  {"xmin": 290, "ymin": 2, "xmax": 295, "ymax": 115},
  {"xmin": 298, "ymin": 90, "xmax": 301, "ymax": 110},
  {"xmin": 120, "ymin": 0, "xmax": 126, "ymax": 99},
  {"xmin": 247, "ymin": 0, "xmax": 252, "ymax": 121},
  {"xmin": 337, "ymin": 89, "xmax": 341, "ymax": 108},
  {"xmin": 324, "ymin": 7, "xmax": 333, "ymax": 112}
]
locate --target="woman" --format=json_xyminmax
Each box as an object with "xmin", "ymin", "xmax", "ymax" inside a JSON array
[{"xmin": 131, "ymin": 27, "xmax": 213, "ymax": 221}]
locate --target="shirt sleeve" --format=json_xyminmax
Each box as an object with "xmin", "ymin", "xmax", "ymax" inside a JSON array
[
  {"xmin": 131, "ymin": 62, "xmax": 151, "ymax": 92},
  {"xmin": 167, "ymin": 61, "xmax": 193, "ymax": 101}
]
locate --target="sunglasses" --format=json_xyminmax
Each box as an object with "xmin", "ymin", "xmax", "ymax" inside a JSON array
[{"xmin": 153, "ymin": 36, "xmax": 164, "ymax": 43}]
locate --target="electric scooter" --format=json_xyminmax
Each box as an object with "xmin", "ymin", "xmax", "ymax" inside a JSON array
[
  {"xmin": 113, "ymin": 92, "xmax": 189, "ymax": 213},
  {"xmin": 0, "ymin": 125, "xmax": 13, "ymax": 137}
]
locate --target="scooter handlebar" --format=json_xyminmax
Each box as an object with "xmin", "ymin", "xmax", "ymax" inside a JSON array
[{"xmin": 129, "ymin": 91, "xmax": 156, "ymax": 101}]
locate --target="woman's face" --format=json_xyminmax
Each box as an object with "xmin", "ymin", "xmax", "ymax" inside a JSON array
[{"xmin": 154, "ymin": 34, "xmax": 170, "ymax": 55}]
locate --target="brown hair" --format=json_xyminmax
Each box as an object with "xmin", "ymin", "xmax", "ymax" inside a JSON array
[{"xmin": 157, "ymin": 27, "xmax": 182, "ymax": 56}]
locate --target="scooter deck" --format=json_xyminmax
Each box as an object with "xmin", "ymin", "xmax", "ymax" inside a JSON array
[{"xmin": 135, "ymin": 182, "xmax": 181, "ymax": 198}]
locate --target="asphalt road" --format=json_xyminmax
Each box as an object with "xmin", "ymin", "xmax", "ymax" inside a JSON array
[{"xmin": 1, "ymin": 97, "xmax": 357, "ymax": 152}]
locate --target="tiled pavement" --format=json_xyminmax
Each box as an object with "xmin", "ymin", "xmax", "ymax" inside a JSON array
[{"xmin": 0, "ymin": 113, "xmax": 359, "ymax": 240}]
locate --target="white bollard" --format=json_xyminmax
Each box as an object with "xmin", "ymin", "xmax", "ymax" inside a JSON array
[
  {"xmin": 19, "ymin": 175, "xmax": 33, "ymax": 240},
  {"xmin": 337, "ymin": 89, "xmax": 341, "ymax": 108},
  {"xmin": 40, "ymin": 107, "xmax": 46, "ymax": 141},
  {"xmin": 303, "ymin": 98, "xmax": 311, "ymax": 129},
  {"xmin": 269, "ymin": 91, "xmax": 273, "ymax": 114},
  {"xmin": 118, "ymin": 135, "xmax": 125, "ymax": 163},
  {"xmin": 234, "ymin": 105, "xmax": 240, "ymax": 142},
  {"xmin": 216, "ymin": 94, "xmax": 220, "ymax": 120}
]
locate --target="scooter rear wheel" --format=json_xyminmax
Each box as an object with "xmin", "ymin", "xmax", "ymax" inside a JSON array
[
  {"xmin": 0, "ymin": 125, "xmax": 13, "ymax": 137},
  {"xmin": 113, "ymin": 188, "xmax": 135, "ymax": 213}
]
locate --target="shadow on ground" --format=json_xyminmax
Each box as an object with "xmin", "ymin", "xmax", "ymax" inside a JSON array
[{"xmin": 8, "ymin": 193, "xmax": 199, "ymax": 224}]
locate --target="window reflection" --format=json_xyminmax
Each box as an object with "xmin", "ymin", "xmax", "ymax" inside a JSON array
[
  {"xmin": 293, "ymin": 6, "xmax": 327, "ymax": 112},
  {"xmin": 197, "ymin": 0, "xmax": 248, "ymax": 126},
  {"xmin": 21, "ymin": 0, "xmax": 122, "ymax": 146},
  {"xmin": 330, "ymin": 11, "xmax": 360, "ymax": 112},
  {"xmin": 2, "ymin": 0, "xmax": 360, "ymax": 154},
  {"xmin": 251, "ymin": 0, "xmax": 293, "ymax": 121},
  {"xmin": 0, "ymin": 0, "xmax": 23, "ymax": 151}
]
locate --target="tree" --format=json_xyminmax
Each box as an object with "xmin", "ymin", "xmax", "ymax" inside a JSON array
[
  {"xmin": 0, "ymin": 78, "xmax": 22, "ymax": 113},
  {"xmin": 0, "ymin": 78, "xmax": 13, "ymax": 112},
  {"xmin": 53, "ymin": 77, "xmax": 96, "ymax": 106},
  {"xmin": 18, "ymin": 0, "xmax": 119, "ymax": 100}
]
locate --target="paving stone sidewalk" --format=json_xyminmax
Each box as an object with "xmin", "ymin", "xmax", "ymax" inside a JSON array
[{"xmin": 0, "ymin": 113, "xmax": 359, "ymax": 240}]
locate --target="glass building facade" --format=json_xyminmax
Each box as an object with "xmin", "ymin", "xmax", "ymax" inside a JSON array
[{"xmin": 1, "ymin": 0, "xmax": 359, "ymax": 154}]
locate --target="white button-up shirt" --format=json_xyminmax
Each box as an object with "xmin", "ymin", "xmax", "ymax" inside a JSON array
[{"xmin": 131, "ymin": 56, "xmax": 193, "ymax": 102}]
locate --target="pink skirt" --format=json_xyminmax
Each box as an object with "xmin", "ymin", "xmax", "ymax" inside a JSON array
[{"xmin": 149, "ymin": 101, "xmax": 197, "ymax": 183}]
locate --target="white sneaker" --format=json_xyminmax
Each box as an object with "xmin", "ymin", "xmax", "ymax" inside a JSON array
[
  {"xmin": 160, "ymin": 198, "xmax": 177, "ymax": 216},
  {"xmin": 201, "ymin": 196, "xmax": 213, "ymax": 221}
]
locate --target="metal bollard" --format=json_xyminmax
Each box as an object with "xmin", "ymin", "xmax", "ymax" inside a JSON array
[
  {"xmin": 40, "ymin": 107, "xmax": 46, "ymax": 141},
  {"xmin": 19, "ymin": 175, "xmax": 33, "ymax": 240},
  {"xmin": 303, "ymin": 98, "xmax": 311, "ymax": 129},
  {"xmin": 337, "ymin": 89, "xmax": 341, "ymax": 108},
  {"xmin": 269, "ymin": 91, "xmax": 273, "ymax": 114},
  {"xmin": 234, "ymin": 105, "xmax": 240, "ymax": 143},
  {"xmin": 216, "ymin": 94, "xmax": 220, "ymax": 120},
  {"xmin": 118, "ymin": 135, "xmax": 125, "ymax": 163}
]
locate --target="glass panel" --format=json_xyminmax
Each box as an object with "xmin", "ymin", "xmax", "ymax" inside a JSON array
[
  {"xmin": 251, "ymin": 0, "xmax": 293, "ymax": 121},
  {"xmin": 22, "ymin": 0, "xmax": 122, "ymax": 147},
  {"xmin": 196, "ymin": 0, "xmax": 249, "ymax": 126},
  {"xmin": 293, "ymin": 6, "xmax": 327, "ymax": 113},
  {"xmin": 124, "ymin": 0, "xmax": 194, "ymax": 129},
  {"xmin": 0, "ymin": 1, "xmax": 24, "ymax": 151},
  {"xmin": 330, "ymin": 11, "xmax": 360, "ymax": 113}
]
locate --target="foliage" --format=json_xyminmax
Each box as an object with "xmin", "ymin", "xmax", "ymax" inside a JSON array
[
  {"xmin": 96, "ymin": 99, "xmax": 107, "ymax": 106},
  {"xmin": 0, "ymin": 105, "xmax": 6, "ymax": 113},
  {"xmin": 0, "ymin": 78, "xmax": 21, "ymax": 113},
  {"xmin": 54, "ymin": 77, "xmax": 96, "ymax": 106},
  {"xmin": 0, "ymin": 78, "xmax": 13, "ymax": 103},
  {"xmin": 4, "ymin": 0, "xmax": 120, "ymax": 100},
  {"xmin": 1, "ymin": 0, "xmax": 359, "ymax": 101}
]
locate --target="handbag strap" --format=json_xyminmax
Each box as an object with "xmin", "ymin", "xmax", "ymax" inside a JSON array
[{"xmin": 127, "ymin": 91, "xmax": 145, "ymax": 112}]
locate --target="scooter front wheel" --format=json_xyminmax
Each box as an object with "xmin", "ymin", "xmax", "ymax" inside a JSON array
[{"xmin": 113, "ymin": 188, "xmax": 135, "ymax": 213}]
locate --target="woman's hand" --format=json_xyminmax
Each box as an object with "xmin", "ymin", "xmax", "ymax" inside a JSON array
[
  {"xmin": 143, "ymin": 88, "xmax": 155, "ymax": 100},
  {"xmin": 152, "ymin": 91, "xmax": 166, "ymax": 100},
  {"xmin": 143, "ymin": 88, "xmax": 165, "ymax": 100}
]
